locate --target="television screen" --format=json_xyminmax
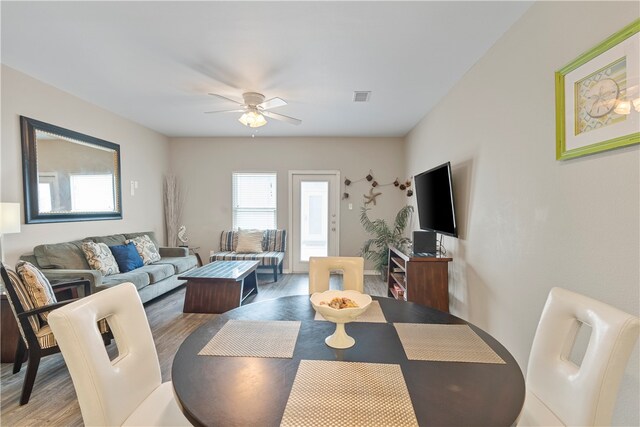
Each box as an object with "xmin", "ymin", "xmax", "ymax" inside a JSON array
[{"xmin": 414, "ymin": 162, "xmax": 458, "ymax": 237}]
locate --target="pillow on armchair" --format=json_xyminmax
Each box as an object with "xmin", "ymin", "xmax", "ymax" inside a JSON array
[
  {"xmin": 236, "ymin": 229, "xmax": 264, "ymax": 253},
  {"xmin": 15, "ymin": 260, "xmax": 57, "ymax": 322}
]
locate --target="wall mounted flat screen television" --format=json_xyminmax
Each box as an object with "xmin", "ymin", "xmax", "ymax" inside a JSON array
[{"xmin": 414, "ymin": 161, "xmax": 458, "ymax": 237}]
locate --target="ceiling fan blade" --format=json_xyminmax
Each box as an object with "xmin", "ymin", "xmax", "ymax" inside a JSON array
[
  {"xmin": 258, "ymin": 97, "xmax": 287, "ymax": 110},
  {"xmin": 262, "ymin": 111, "xmax": 302, "ymax": 125},
  {"xmin": 204, "ymin": 109, "xmax": 246, "ymax": 114},
  {"xmin": 208, "ymin": 93, "xmax": 244, "ymax": 105}
]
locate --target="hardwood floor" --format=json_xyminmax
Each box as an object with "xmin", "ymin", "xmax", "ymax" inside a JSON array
[{"xmin": 0, "ymin": 273, "xmax": 386, "ymax": 426}]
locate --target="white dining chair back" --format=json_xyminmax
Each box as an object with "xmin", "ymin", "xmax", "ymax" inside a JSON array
[
  {"xmin": 309, "ymin": 257, "xmax": 364, "ymax": 294},
  {"xmin": 48, "ymin": 282, "xmax": 191, "ymax": 426},
  {"xmin": 518, "ymin": 287, "xmax": 639, "ymax": 426}
]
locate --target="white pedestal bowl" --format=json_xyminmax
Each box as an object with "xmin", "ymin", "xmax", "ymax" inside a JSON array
[{"xmin": 310, "ymin": 290, "xmax": 372, "ymax": 349}]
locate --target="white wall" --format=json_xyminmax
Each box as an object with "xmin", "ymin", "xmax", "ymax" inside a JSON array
[
  {"xmin": 1, "ymin": 65, "xmax": 170, "ymax": 266},
  {"xmin": 405, "ymin": 3, "xmax": 639, "ymax": 425},
  {"xmin": 168, "ymin": 137, "xmax": 406, "ymax": 270}
]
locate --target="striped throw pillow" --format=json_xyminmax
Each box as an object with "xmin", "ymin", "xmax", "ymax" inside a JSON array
[
  {"xmin": 15, "ymin": 261, "xmax": 57, "ymax": 322},
  {"xmin": 263, "ymin": 229, "xmax": 287, "ymax": 252},
  {"xmin": 220, "ymin": 231, "xmax": 238, "ymax": 251}
]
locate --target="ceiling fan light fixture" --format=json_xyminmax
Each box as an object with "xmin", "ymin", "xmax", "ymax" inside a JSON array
[
  {"xmin": 613, "ymin": 99, "xmax": 631, "ymax": 115},
  {"xmin": 239, "ymin": 110, "xmax": 267, "ymax": 128}
]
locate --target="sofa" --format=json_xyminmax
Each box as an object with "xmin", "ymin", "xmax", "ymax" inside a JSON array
[
  {"xmin": 210, "ymin": 229, "xmax": 286, "ymax": 282},
  {"xmin": 19, "ymin": 231, "xmax": 198, "ymax": 303}
]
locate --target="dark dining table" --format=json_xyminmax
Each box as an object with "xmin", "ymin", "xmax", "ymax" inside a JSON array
[{"xmin": 172, "ymin": 295, "xmax": 525, "ymax": 426}]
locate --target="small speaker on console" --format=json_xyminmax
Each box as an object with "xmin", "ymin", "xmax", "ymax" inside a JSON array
[{"xmin": 412, "ymin": 230, "xmax": 437, "ymax": 255}]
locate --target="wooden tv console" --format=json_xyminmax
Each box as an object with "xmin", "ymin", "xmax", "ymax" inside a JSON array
[{"xmin": 387, "ymin": 245, "xmax": 452, "ymax": 312}]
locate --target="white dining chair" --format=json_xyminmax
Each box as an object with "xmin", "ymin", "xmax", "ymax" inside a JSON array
[
  {"xmin": 48, "ymin": 282, "xmax": 191, "ymax": 426},
  {"xmin": 308, "ymin": 256, "xmax": 364, "ymax": 294},
  {"xmin": 518, "ymin": 287, "xmax": 639, "ymax": 426}
]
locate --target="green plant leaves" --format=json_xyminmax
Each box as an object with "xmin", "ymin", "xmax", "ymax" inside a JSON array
[{"xmin": 360, "ymin": 205, "xmax": 414, "ymax": 275}]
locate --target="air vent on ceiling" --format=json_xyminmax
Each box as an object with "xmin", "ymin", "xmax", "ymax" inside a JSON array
[{"xmin": 353, "ymin": 91, "xmax": 371, "ymax": 102}]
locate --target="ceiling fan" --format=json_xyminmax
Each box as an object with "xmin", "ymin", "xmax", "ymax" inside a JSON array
[{"xmin": 206, "ymin": 92, "xmax": 302, "ymax": 128}]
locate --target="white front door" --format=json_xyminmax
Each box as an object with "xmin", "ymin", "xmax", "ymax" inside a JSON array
[{"xmin": 289, "ymin": 171, "xmax": 340, "ymax": 273}]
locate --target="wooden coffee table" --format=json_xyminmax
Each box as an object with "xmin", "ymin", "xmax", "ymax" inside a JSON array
[{"xmin": 179, "ymin": 260, "xmax": 259, "ymax": 313}]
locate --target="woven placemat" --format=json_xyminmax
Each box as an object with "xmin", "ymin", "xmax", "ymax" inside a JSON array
[
  {"xmin": 280, "ymin": 360, "xmax": 418, "ymax": 427},
  {"xmin": 198, "ymin": 319, "xmax": 301, "ymax": 358},
  {"xmin": 314, "ymin": 300, "xmax": 387, "ymax": 323},
  {"xmin": 394, "ymin": 323, "xmax": 505, "ymax": 364}
]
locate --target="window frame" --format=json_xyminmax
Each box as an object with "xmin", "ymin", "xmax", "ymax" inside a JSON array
[{"xmin": 231, "ymin": 171, "xmax": 278, "ymax": 230}]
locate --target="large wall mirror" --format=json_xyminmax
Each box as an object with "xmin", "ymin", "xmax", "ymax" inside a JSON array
[{"xmin": 20, "ymin": 116, "xmax": 122, "ymax": 224}]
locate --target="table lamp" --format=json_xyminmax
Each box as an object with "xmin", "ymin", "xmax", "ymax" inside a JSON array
[{"xmin": 0, "ymin": 202, "xmax": 21, "ymax": 262}]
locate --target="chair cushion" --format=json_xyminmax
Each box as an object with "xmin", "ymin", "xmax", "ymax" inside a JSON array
[
  {"xmin": 236, "ymin": 229, "xmax": 264, "ymax": 253},
  {"xmin": 518, "ymin": 390, "xmax": 564, "ymax": 426},
  {"xmin": 82, "ymin": 242, "xmax": 121, "ymax": 276},
  {"xmin": 4, "ymin": 268, "xmax": 41, "ymax": 332},
  {"xmin": 16, "ymin": 261, "xmax": 57, "ymax": 322},
  {"xmin": 126, "ymin": 235, "xmax": 161, "ymax": 265},
  {"xmin": 33, "ymin": 240, "xmax": 90, "ymax": 270},
  {"xmin": 122, "ymin": 381, "xmax": 191, "ymax": 426},
  {"xmin": 210, "ymin": 251, "xmax": 284, "ymax": 266},
  {"xmin": 220, "ymin": 230, "xmax": 238, "ymax": 251},
  {"xmin": 110, "ymin": 242, "xmax": 144, "ymax": 273},
  {"xmin": 154, "ymin": 256, "xmax": 198, "ymax": 274},
  {"xmin": 36, "ymin": 319, "xmax": 110, "ymax": 350}
]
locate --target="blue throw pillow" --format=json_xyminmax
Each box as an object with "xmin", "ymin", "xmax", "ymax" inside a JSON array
[{"xmin": 109, "ymin": 242, "xmax": 144, "ymax": 273}]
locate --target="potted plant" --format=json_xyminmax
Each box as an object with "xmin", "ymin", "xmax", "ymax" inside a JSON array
[{"xmin": 360, "ymin": 205, "xmax": 413, "ymax": 276}]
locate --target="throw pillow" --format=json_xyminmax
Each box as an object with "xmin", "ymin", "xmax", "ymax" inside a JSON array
[
  {"xmin": 125, "ymin": 234, "xmax": 161, "ymax": 265},
  {"xmin": 81, "ymin": 241, "xmax": 121, "ymax": 276},
  {"xmin": 109, "ymin": 242, "xmax": 144, "ymax": 273},
  {"xmin": 15, "ymin": 261, "xmax": 57, "ymax": 322},
  {"xmin": 236, "ymin": 229, "xmax": 264, "ymax": 253},
  {"xmin": 220, "ymin": 230, "xmax": 238, "ymax": 252}
]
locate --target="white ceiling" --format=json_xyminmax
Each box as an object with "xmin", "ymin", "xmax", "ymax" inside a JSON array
[{"xmin": 1, "ymin": 1, "xmax": 531, "ymax": 138}]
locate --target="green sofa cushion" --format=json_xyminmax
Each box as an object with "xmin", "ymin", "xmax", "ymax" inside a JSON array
[
  {"xmin": 88, "ymin": 234, "xmax": 127, "ymax": 247},
  {"xmin": 101, "ymin": 271, "xmax": 150, "ymax": 291},
  {"xmin": 155, "ymin": 256, "xmax": 198, "ymax": 274},
  {"xmin": 33, "ymin": 240, "xmax": 90, "ymax": 270},
  {"xmin": 124, "ymin": 231, "xmax": 159, "ymax": 248},
  {"xmin": 138, "ymin": 264, "xmax": 175, "ymax": 283}
]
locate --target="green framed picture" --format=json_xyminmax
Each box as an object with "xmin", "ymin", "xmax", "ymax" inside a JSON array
[{"xmin": 555, "ymin": 19, "xmax": 640, "ymax": 160}]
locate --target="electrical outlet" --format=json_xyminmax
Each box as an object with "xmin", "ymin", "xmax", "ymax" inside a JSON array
[{"xmin": 348, "ymin": 203, "xmax": 353, "ymax": 210}]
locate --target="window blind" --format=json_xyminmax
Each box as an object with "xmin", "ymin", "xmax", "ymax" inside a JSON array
[{"xmin": 232, "ymin": 172, "xmax": 277, "ymax": 230}]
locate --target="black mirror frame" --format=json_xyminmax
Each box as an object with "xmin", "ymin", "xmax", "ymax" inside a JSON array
[{"xmin": 20, "ymin": 116, "xmax": 123, "ymax": 224}]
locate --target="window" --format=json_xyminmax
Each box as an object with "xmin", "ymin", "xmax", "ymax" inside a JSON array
[
  {"xmin": 232, "ymin": 172, "xmax": 277, "ymax": 230},
  {"xmin": 70, "ymin": 174, "xmax": 115, "ymax": 212}
]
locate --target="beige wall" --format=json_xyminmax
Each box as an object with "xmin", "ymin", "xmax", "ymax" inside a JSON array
[
  {"xmin": 1, "ymin": 65, "xmax": 170, "ymax": 266},
  {"xmin": 168, "ymin": 137, "xmax": 406, "ymax": 270},
  {"xmin": 405, "ymin": 3, "xmax": 639, "ymax": 425}
]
